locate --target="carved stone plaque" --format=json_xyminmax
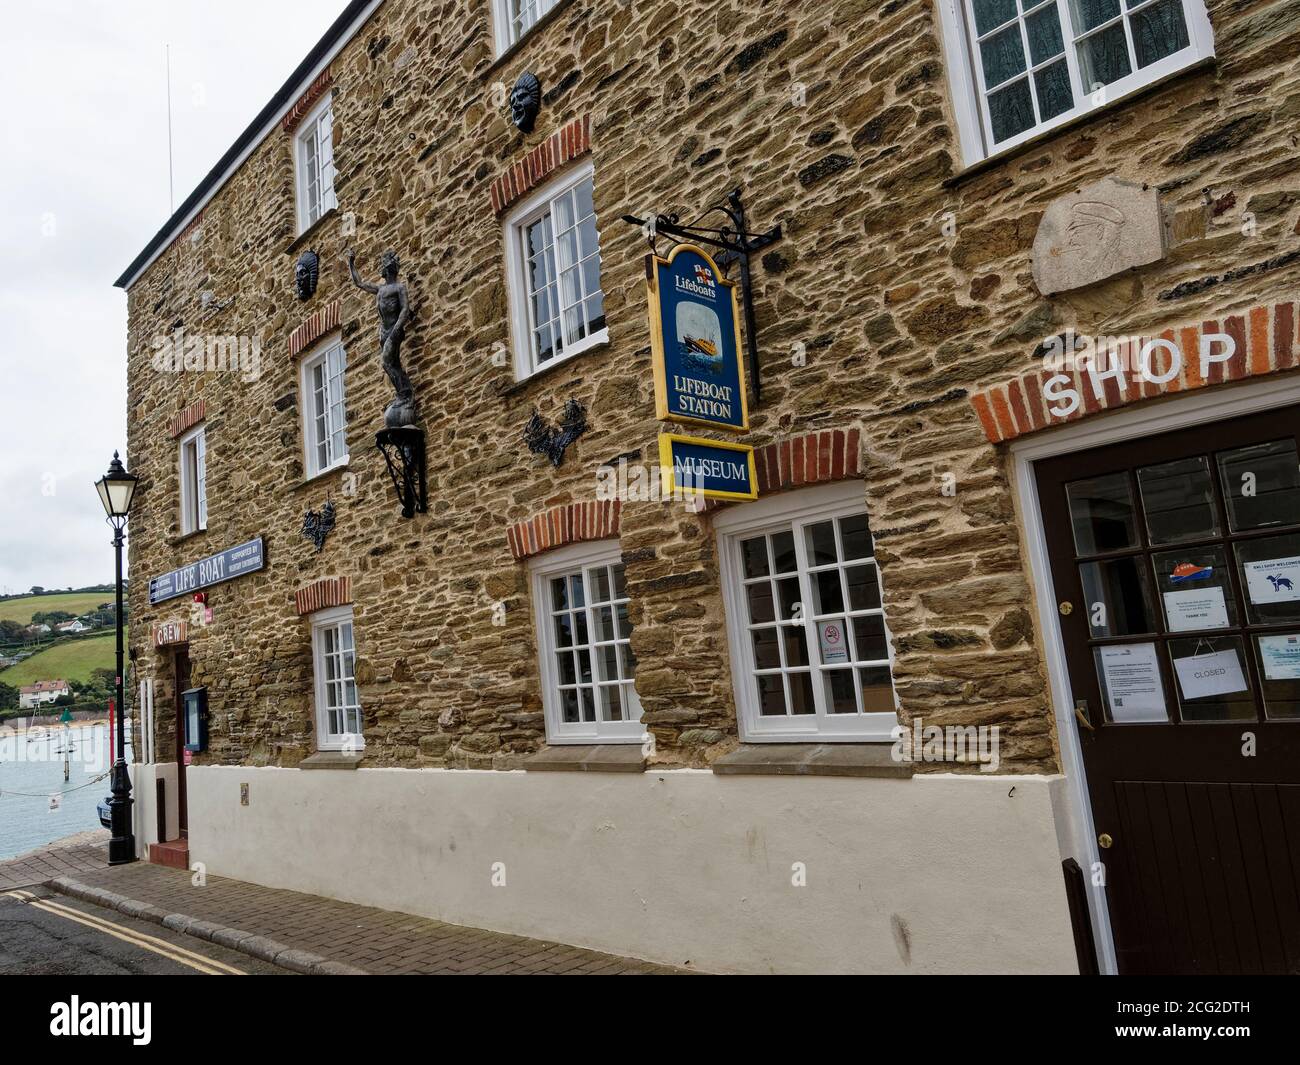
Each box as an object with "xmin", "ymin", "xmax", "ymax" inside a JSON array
[{"xmin": 1031, "ymin": 176, "xmax": 1165, "ymax": 296}]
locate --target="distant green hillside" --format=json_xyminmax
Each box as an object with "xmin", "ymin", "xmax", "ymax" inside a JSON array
[
  {"xmin": 0, "ymin": 593, "xmax": 112, "ymax": 626},
  {"xmin": 0, "ymin": 634, "xmax": 116, "ymax": 686}
]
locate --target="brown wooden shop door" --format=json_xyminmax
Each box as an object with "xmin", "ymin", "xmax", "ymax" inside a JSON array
[
  {"xmin": 1036, "ymin": 406, "xmax": 1300, "ymax": 974},
  {"xmin": 173, "ymin": 648, "xmax": 191, "ymax": 838}
]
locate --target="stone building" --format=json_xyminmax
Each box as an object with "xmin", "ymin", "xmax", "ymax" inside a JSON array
[{"xmin": 116, "ymin": 0, "xmax": 1300, "ymax": 973}]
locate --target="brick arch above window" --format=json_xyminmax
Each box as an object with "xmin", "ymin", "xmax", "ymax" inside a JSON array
[
  {"xmin": 295, "ymin": 577, "xmax": 352, "ymax": 616},
  {"xmin": 507, "ymin": 500, "xmax": 621, "ymax": 562},
  {"xmin": 970, "ymin": 300, "xmax": 1299, "ymax": 445},
  {"xmin": 168, "ymin": 399, "xmax": 207, "ymax": 439},
  {"xmin": 752, "ymin": 428, "xmax": 862, "ymax": 496}
]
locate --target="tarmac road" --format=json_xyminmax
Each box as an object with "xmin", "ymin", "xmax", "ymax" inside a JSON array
[{"xmin": 0, "ymin": 886, "xmax": 293, "ymax": 975}]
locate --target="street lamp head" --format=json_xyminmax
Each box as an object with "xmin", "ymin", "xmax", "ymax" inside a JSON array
[{"xmin": 95, "ymin": 451, "xmax": 139, "ymax": 520}]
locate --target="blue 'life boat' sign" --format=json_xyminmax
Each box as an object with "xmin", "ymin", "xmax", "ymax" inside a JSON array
[
  {"xmin": 148, "ymin": 537, "xmax": 266, "ymax": 605},
  {"xmin": 647, "ymin": 244, "xmax": 749, "ymax": 432},
  {"xmin": 658, "ymin": 433, "xmax": 757, "ymax": 502}
]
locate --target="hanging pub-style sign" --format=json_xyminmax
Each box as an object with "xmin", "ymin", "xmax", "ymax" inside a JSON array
[
  {"xmin": 647, "ymin": 244, "xmax": 749, "ymax": 433},
  {"xmin": 658, "ymin": 432, "xmax": 757, "ymax": 502}
]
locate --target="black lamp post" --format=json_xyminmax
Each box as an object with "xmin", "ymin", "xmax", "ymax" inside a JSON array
[{"xmin": 95, "ymin": 451, "xmax": 138, "ymax": 865}]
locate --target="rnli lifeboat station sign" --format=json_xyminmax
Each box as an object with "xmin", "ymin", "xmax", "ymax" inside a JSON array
[
  {"xmin": 148, "ymin": 537, "xmax": 265, "ymax": 605},
  {"xmin": 647, "ymin": 244, "xmax": 749, "ymax": 432}
]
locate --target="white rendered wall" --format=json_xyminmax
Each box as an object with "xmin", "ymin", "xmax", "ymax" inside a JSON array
[{"xmin": 185, "ymin": 764, "xmax": 1079, "ymax": 974}]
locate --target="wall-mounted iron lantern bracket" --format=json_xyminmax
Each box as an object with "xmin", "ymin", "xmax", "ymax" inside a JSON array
[
  {"xmin": 622, "ymin": 187, "xmax": 781, "ymax": 402},
  {"xmin": 375, "ymin": 426, "xmax": 427, "ymax": 519}
]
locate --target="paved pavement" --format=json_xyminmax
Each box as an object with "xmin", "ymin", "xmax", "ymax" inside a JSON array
[
  {"xmin": 54, "ymin": 862, "xmax": 684, "ymax": 975},
  {"xmin": 0, "ymin": 886, "xmax": 291, "ymax": 975},
  {"xmin": 0, "ymin": 830, "xmax": 111, "ymax": 891}
]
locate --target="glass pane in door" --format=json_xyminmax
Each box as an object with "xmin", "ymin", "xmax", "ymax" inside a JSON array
[
  {"xmin": 1167, "ymin": 636, "xmax": 1255, "ymax": 722},
  {"xmin": 1217, "ymin": 440, "xmax": 1300, "ymax": 532},
  {"xmin": 1151, "ymin": 546, "xmax": 1236, "ymax": 632},
  {"xmin": 1067, "ymin": 472, "xmax": 1138, "ymax": 554},
  {"xmin": 1079, "ymin": 557, "xmax": 1157, "ymax": 636},
  {"xmin": 1255, "ymin": 633, "xmax": 1300, "ymax": 720},
  {"xmin": 1234, "ymin": 532, "xmax": 1300, "ymax": 625},
  {"xmin": 1136, "ymin": 455, "xmax": 1219, "ymax": 545}
]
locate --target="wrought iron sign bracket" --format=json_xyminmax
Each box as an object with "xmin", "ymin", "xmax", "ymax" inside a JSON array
[
  {"xmin": 375, "ymin": 426, "xmax": 427, "ymax": 520},
  {"xmin": 622, "ymin": 187, "xmax": 781, "ymax": 402}
]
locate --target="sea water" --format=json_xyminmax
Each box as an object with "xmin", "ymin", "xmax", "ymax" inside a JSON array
[{"xmin": 0, "ymin": 722, "xmax": 130, "ymax": 860}]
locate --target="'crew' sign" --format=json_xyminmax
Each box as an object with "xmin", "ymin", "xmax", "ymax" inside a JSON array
[
  {"xmin": 647, "ymin": 244, "xmax": 749, "ymax": 432},
  {"xmin": 148, "ymin": 537, "xmax": 265, "ymax": 605}
]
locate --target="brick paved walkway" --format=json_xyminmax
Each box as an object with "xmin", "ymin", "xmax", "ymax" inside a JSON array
[
  {"xmin": 0, "ymin": 831, "xmax": 110, "ymax": 891},
  {"xmin": 54, "ymin": 862, "xmax": 683, "ymax": 975}
]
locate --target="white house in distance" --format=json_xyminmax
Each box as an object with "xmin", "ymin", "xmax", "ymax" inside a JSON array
[
  {"xmin": 18, "ymin": 680, "xmax": 71, "ymax": 709},
  {"xmin": 56, "ymin": 619, "xmax": 91, "ymax": 634}
]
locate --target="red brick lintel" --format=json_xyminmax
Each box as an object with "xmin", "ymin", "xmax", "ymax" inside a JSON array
[
  {"xmin": 490, "ymin": 116, "xmax": 592, "ymax": 216},
  {"xmin": 970, "ymin": 300, "xmax": 1300, "ymax": 444}
]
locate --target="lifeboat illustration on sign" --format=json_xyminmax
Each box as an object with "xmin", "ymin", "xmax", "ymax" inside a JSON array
[
  {"xmin": 1170, "ymin": 562, "xmax": 1213, "ymax": 583},
  {"xmin": 676, "ymin": 301, "xmax": 724, "ymax": 376}
]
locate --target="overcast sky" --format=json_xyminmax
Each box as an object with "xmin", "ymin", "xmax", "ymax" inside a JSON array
[{"xmin": 0, "ymin": 1, "xmax": 342, "ymax": 596}]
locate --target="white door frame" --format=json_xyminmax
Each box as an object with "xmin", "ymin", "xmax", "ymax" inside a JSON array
[{"xmin": 1010, "ymin": 375, "xmax": 1300, "ymax": 976}]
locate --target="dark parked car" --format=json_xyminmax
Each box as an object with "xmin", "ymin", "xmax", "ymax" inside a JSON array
[{"xmin": 97, "ymin": 796, "xmax": 111, "ymax": 829}]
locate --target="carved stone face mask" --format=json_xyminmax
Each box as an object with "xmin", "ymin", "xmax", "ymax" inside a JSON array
[
  {"xmin": 295, "ymin": 250, "xmax": 319, "ymax": 301},
  {"xmin": 509, "ymin": 71, "xmax": 541, "ymax": 133}
]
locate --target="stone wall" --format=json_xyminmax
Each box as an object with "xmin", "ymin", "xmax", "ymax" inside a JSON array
[{"xmin": 124, "ymin": 0, "xmax": 1300, "ymax": 774}]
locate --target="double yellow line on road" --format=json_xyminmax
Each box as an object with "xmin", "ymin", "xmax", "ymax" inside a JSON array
[{"xmin": 4, "ymin": 890, "xmax": 245, "ymax": 975}]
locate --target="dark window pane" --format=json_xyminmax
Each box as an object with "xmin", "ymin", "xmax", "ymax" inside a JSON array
[
  {"xmin": 823, "ymin": 669, "xmax": 858, "ymax": 714},
  {"xmin": 594, "ymin": 605, "xmax": 616, "ymax": 643},
  {"xmin": 973, "ymin": 0, "xmax": 1018, "ymax": 35},
  {"xmin": 592, "ymin": 567, "xmax": 612, "ymax": 603},
  {"xmin": 569, "ymin": 573, "xmax": 585, "ymax": 608},
  {"xmin": 839, "ymin": 514, "xmax": 873, "ymax": 559},
  {"xmin": 757, "ymin": 674, "xmax": 786, "ymax": 716},
  {"xmin": 550, "ymin": 577, "xmax": 568, "ymax": 611},
  {"xmin": 1034, "ymin": 60, "xmax": 1074, "ymax": 121},
  {"xmin": 777, "ymin": 577, "xmax": 803, "ymax": 621},
  {"xmin": 580, "ymin": 687, "xmax": 596, "ymax": 723},
  {"xmin": 558, "ymin": 652, "xmax": 577, "ymax": 686},
  {"xmin": 752, "ymin": 627, "xmax": 781, "ymax": 669},
  {"xmin": 789, "ymin": 672, "xmax": 816, "ymax": 715},
  {"xmin": 851, "ymin": 615, "xmax": 891, "ymax": 662},
  {"xmin": 554, "ymin": 614, "xmax": 573, "ymax": 648},
  {"xmin": 560, "ymin": 687, "xmax": 580, "ymax": 723},
  {"xmin": 980, "ymin": 24, "xmax": 1028, "ymax": 88},
  {"xmin": 598, "ymin": 644, "xmax": 619, "ymax": 683},
  {"xmin": 813, "ymin": 570, "xmax": 845, "ymax": 616},
  {"xmin": 577, "ymin": 649, "xmax": 592, "ymax": 684},
  {"xmin": 1129, "ymin": 0, "xmax": 1189, "ymax": 68},
  {"xmin": 1077, "ymin": 22, "xmax": 1133, "ymax": 88},
  {"xmin": 1067, "ymin": 472, "xmax": 1138, "ymax": 554},
  {"xmin": 746, "ymin": 581, "xmax": 775, "ymax": 624},
  {"xmin": 806, "ymin": 521, "xmax": 837, "ymax": 566},
  {"xmin": 1079, "ymin": 557, "xmax": 1157, "ymax": 636},
  {"xmin": 1026, "ymin": 3, "xmax": 1065, "ymax": 63},
  {"xmin": 741, "ymin": 536, "xmax": 770, "ymax": 577},
  {"xmin": 846, "ymin": 564, "xmax": 882, "ymax": 611},
  {"xmin": 621, "ymin": 642, "xmax": 637, "ymax": 676},
  {"xmin": 988, "ymin": 77, "xmax": 1036, "ymax": 143},
  {"xmin": 771, "ymin": 531, "xmax": 797, "ymax": 573},
  {"xmin": 1217, "ymin": 440, "xmax": 1300, "ymax": 533},
  {"xmin": 782, "ymin": 625, "xmax": 810, "ymax": 668},
  {"xmin": 1137, "ymin": 455, "xmax": 1220, "ymax": 545},
  {"xmin": 1071, "ymin": 0, "xmax": 1121, "ymax": 32},
  {"xmin": 859, "ymin": 666, "xmax": 895, "ymax": 713}
]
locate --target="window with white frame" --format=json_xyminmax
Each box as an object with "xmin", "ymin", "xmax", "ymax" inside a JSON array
[
  {"xmin": 300, "ymin": 337, "xmax": 348, "ymax": 478},
  {"xmin": 179, "ymin": 426, "xmax": 207, "ymax": 535},
  {"xmin": 716, "ymin": 482, "xmax": 899, "ymax": 742},
  {"xmin": 492, "ymin": 0, "xmax": 561, "ymax": 53},
  {"xmin": 295, "ymin": 93, "xmax": 336, "ymax": 232},
  {"xmin": 504, "ymin": 162, "xmax": 607, "ymax": 380},
  {"xmin": 530, "ymin": 542, "xmax": 642, "ymax": 743},
  {"xmin": 937, "ymin": 0, "xmax": 1214, "ymax": 163},
  {"xmin": 311, "ymin": 606, "xmax": 363, "ymax": 750}
]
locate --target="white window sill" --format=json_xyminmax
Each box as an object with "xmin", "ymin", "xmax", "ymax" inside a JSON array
[{"xmin": 512, "ymin": 330, "xmax": 609, "ymax": 388}]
